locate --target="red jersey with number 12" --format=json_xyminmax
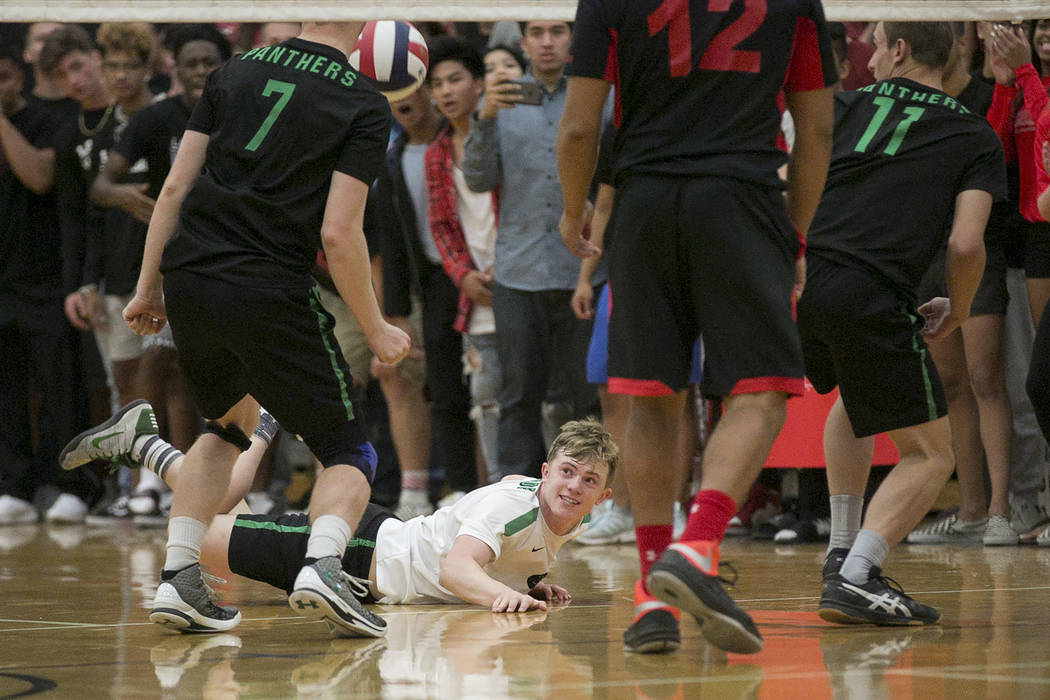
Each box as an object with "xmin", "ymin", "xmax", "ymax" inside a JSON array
[{"xmin": 567, "ymin": 0, "xmax": 836, "ymax": 187}]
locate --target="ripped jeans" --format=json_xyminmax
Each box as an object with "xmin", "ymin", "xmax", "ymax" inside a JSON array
[{"xmin": 463, "ymin": 332, "xmax": 501, "ymax": 484}]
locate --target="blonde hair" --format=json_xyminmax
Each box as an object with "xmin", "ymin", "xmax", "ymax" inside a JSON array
[
  {"xmin": 96, "ymin": 22, "xmax": 155, "ymax": 64},
  {"xmin": 546, "ymin": 418, "xmax": 619, "ymax": 486}
]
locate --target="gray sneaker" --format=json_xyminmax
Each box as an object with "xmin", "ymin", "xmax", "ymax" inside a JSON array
[
  {"xmin": 1036, "ymin": 524, "xmax": 1050, "ymax": 546},
  {"xmin": 150, "ymin": 564, "xmax": 241, "ymax": 633},
  {"xmin": 982, "ymin": 515, "xmax": 1018, "ymax": 546},
  {"xmin": 577, "ymin": 502, "xmax": 635, "ymax": 545},
  {"xmin": 289, "ymin": 556, "xmax": 386, "ymax": 638},
  {"xmin": 60, "ymin": 400, "xmax": 158, "ymax": 470},
  {"xmin": 906, "ymin": 511, "xmax": 985, "ymax": 544}
]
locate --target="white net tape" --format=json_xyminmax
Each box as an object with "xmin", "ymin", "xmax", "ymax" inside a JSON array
[{"xmin": 0, "ymin": 1, "xmax": 1047, "ymax": 24}]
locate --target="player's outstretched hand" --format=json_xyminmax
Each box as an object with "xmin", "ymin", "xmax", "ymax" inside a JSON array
[
  {"xmin": 122, "ymin": 293, "xmax": 166, "ymax": 336},
  {"xmin": 368, "ymin": 321, "xmax": 411, "ymax": 365},
  {"xmin": 918, "ymin": 296, "xmax": 962, "ymax": 341},
  {"xmin": 559, "ymin": 201, "xmax": 600, "ymax": 259},
  {"xmin": 491, "ymin": 591, "xmax": 547, "ymax": 613},
  {"xmin": 529, "ymin": 582, "xmax": 571, "ymax": 605}
]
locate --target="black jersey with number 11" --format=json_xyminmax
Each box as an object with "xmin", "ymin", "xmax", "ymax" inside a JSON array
[
  {"xmin": 567, "ymin": 0, "xmax": 837, "ymax": 188},
  {"xmin": 160, "ymin": 38, "xmax": 391, "ymax": 288},
  {"xmin": 806, "ymin": 77, "xmax": 1005, "ymax": 302}
]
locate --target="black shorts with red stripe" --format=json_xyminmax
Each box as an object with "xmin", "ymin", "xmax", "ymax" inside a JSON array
[{"xmin": 605, "ymin": 174, "xmax": 805, "ymax": 399}]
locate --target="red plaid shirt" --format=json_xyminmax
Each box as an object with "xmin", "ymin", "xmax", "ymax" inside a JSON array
[{"xmin": 424, "ymin": 123, "xmax": 499, "ymax": 333}]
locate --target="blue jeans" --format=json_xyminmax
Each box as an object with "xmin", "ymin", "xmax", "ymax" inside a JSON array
[
  {"xmin": 491, "ymin": 283, "xmax": 597, "ymax": 477},
  {"xmin": 464, "ymin": 333, "xmax": 500, "ymax": 483}
]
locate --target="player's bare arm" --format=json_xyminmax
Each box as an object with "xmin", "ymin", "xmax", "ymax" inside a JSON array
[
  {"xmin": 921, "ymin": 189, "xmax": 991, "ymax": 341},
  {"xmin": 320, "ymin": 172, "xmax": 410, "ymax": 365},
  {"xmin": 124, "ymin": 128, "xmax": 209, "ymax": 336},
  {"xmin": 556, "ymin": 76, "xmax": 609, "ymax": 258},
  {"xmin": 439, "ymin": 534, "xmax": 548, "ymax": 613},
  {"xmin": 1039, "ymin": 183, "xmax": 1050, "ymax": 221},
  {"xmin": 0, "ymin": 109, "xmax": 54, "ymax": 194},
  {"xmin": 91, "ymin": 150, "xmax": 155, "ymax": 224}
]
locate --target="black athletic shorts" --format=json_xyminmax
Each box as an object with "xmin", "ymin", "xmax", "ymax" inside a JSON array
[
  {"xmin": 797, "ymin": 256, "xmax": 947, "ymax": 438},
  {"xmin": 163, "ymin": 269, "xmax": 376, "ymax": 479},
  {"xmin": 916, "ymin": 241, "xmax": 1009, "ymax": 317},
  {"xmin": 228, "ymin": 504, "xmax": 396, "ymax": 599},
  {"xmin": 606, "ymin": 173, "xmax": 804, "ymax": 398},
  {"xmin": 1023, "ymin": 220, "xmax": 1050, "ymax": 278}
]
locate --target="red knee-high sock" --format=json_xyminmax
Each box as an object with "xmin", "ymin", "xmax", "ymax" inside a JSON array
[
  {"xmin": 680, "ymin": 489, "xmax": 737, "ymax": 544},
  {"xmin": 636, "ymin": 524, "xmax": 673, "ymax": 586}
]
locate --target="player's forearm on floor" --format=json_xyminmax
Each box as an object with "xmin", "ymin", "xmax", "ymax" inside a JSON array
[{"xmin": 438, "ymin": 558, "xmax": 515, "ymax": 607}]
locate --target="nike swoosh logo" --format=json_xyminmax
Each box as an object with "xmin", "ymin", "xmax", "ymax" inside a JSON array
[
  {"xmin": 91, "ymin": 432, "xmax": 122, "ymax": 448},
  {"xmin": 532, "ymin": 546, "xmax": 544, "ymax": 552}
]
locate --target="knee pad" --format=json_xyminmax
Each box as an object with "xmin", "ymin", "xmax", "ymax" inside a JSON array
[
  {"xmin": 204, "ymin": 421, "xmax": 253, "ymax": 452},
  {"xmin": 315, "ymin": 441, "xmax": 378, "ymax": 484}
]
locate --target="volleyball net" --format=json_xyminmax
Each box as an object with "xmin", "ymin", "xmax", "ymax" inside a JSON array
[{"xmin": 1, "ymin": 0, "xmax": 1047, "ymax": 23}]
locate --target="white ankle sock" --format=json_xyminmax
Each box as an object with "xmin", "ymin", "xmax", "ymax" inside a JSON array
[
  {"xmin": 840, "ymin": 530, "xmax": 890, "ymax": 584},
  {"xmin": 305, "ymin": 515, "xmax": 351, "ymax": 561},
  {"xmin": 164, "ymin": 516, "xmax": 207, "ymax": 572},
  {"xmin": 828, "ymin": 494, "xmax": 863, "ymax": 554}
]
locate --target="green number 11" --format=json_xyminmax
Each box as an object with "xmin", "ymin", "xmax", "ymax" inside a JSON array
[
  {"xmin": 245, "ymin": 79, "xmax": 296, "ymax": 152},
  {"xmin": 854, "ymin": 96, "xmax": 925, "ymax": 156}
]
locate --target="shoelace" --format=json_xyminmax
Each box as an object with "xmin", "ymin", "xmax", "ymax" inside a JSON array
[
  {"xmin": 716, "ymin": 561, "xmax": 739, "ymax": 588},
  {"xmin": 339, "ymin": 571, "xmax": 372, "ymax": 600},
  {"xmin": 201, "ymin": 570, "xmax": 228, "ymax": 604},
  {"xmin": 867, "ymin": 568, "xmax": 908, "ymax": 597}
]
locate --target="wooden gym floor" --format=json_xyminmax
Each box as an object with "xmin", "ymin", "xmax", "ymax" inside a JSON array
[{"xmin": 2, "ymin": 520, "xmax": 1049, "ymax": 699}]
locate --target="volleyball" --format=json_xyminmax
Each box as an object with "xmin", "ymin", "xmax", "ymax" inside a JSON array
[{"xmin": 350, "ymin": 20, "xmax": 429, "ymax": 101}]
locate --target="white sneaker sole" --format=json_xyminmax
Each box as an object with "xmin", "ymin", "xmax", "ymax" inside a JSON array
[
  {"xmin": 150, "ymin": 582, "xmax": 241, "ymax": 633},
  {"xmin": 288, "ymin": 566, "xmax": 385, "ymax": 638}
]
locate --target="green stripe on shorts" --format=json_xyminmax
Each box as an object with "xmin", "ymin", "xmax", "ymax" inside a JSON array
[
  {"xmin": 308, "ymin": 287, "xmax": 355, "ymax": 421},
  {"xmin": 904, "ymin": 307, "xmax": 939, "ymax": 422},
  {"xmin": 234, "ymin": 517, "xmax": 376, "ymax": 549}
]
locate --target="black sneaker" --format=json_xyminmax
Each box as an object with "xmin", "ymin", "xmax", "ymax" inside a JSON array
[
  {"xmin": 150, "ymin": 564, "xmax": 241, "ymax": 633},
  {"xmin": 623, "ymin": 580, "xmax": 680, "ymax": 654},
  {"xmin": 818, "ymin": 567, "xmax": 940, "ymax": 626},
  {"xmin": 822, "ymin": 548, "xmax": 849, "ymax": 581},
  {"xmin": 289, "ymin": 556, "xmax": 387, "ymax": 638},
  {"xmin": 646, "ymin": 541, "xmax": 763, "ymax": 654}
]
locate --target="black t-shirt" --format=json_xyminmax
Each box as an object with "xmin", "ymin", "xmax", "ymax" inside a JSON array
[
  {"xmin": 567, "ymin": 0, "xmax": 837, "ymax": 187},
  {"xmin": 807, "ymin": 78, "xmax": 1006, "ymax": 302},
  {"xmin": 53, "ymin": 104, "xmax": 114, "ymax": 293},
  {"xmin": 115, "ymin": 95, "xmax": 192, "ymax": 198},
  {"xmin": 957, "ymin": 73, "xmax": 993, "ymax": 116},
  {"xmin": 161, "ymin": 38, "xmax": 392, "ymax": 288},
  {"xmin": 0, "ymin": 99, "xmax": 62, "ymax": 308}
]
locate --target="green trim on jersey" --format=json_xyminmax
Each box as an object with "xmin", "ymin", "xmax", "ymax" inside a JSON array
[
  {"xmin": 516, "ymin": 479, "xmax": 540, "ymax": 493},
  {"xmin": 233, "ymin": 517, "xmax": 377, "ymax": 549},
  {"xmin": 904, "ymin": 306, "xmax": 939, "ymax": 422},
  {"xmin": 308, "ymin": 287, "xmax": 355, "ymax": 421},
  {"xmin": 503, "ymin": 507, "xmax": 539, "ymax": 536}
]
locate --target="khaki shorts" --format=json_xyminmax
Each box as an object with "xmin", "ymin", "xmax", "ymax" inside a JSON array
[
  {"xmin": 315, "ymin": 285, "xmax": 426, "ymax": 390},
  {"xmin": 95, "ymin": 293, "xmax": 146, "ymax": 363}
]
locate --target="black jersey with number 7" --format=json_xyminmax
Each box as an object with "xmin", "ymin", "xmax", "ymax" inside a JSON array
[{"xmin": 160, "ymin": 37, "xmax": 391, "ymax": 289}]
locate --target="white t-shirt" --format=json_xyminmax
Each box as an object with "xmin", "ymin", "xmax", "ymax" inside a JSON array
[
  {"xmin": 374, "ymin": 479, "xmax": 590, "ymax": 604},
  {"xmin": 453, "ymin": 165, "xmax": 497, "ymax": 335}
]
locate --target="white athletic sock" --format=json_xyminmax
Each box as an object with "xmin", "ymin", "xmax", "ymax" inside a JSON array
[
  {"xmin": 828, "ymin": 494, "xmax": 864, "ymax": 554},
  {"xmin": 305, "ymin": 514, "xmax": 351, "ymax": 561},
  {"xmin": 163, "ymin": 516, "xmax": 207, "ymax": 573},
  {"xmin": 839, "ymin": 530, "xmax": 890, "ymax": 584}
]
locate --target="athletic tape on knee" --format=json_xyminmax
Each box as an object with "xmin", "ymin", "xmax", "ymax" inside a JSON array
[{"xmin": 204, "ymin": 421, "xmax": 253, "ymax": 452}]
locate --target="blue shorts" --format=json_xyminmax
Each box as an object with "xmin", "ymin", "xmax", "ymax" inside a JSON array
[{"xmin": 587, "ymin": 283, "xmax": 701, "ymax": 386}]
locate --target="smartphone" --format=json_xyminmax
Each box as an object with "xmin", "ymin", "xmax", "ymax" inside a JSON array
[{"xmin": 510, "ymin": 79, "xmax": 543, "ymax": 106}]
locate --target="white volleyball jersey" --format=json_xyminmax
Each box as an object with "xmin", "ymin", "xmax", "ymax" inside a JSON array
[{"xmin": 374, "ymin": 478, "xmax": 590, "ymax": 604}]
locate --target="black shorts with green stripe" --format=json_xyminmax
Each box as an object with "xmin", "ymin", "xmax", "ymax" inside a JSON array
[
  {"xmin": 797, "ymin": 256, "xmax": 947, "ymax": 438},
  {"xmin": 228, "ymin": 504, "xmax": 397, "ymax": 600},
  {"xmin": 163, "ymin": 269, "xmax": 376, "ymax": 479}
]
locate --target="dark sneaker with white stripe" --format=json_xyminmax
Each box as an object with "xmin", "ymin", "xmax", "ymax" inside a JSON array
[
  {"xmin": 647, "ymin": 541, "xmax": 763, "ymax": 654},
  {"xmin": 623, "ymin": 580, "xmax": 680, "ymax": 653},
  {"xmin": 289, "ymin": 556, "xmax": 387, "ymax": 638},
  {"xmin": 150, "ymin": 564, "xmax": 242, "ymax": 633},
  {"xmin": 818, "ymin": 567, "xmax": 940, "ymax": 626}
]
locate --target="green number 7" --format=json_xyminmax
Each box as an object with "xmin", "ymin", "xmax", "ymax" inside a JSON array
[{"xmin": 245, "ymin": 79, "xmax": 296, "ymax": 152}]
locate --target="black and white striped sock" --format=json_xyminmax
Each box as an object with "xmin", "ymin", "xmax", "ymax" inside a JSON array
[{"xmin": 135, "ymin": 435, "xmax": 184, "ymax": 482}]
